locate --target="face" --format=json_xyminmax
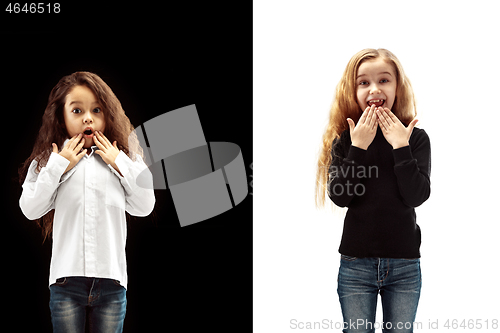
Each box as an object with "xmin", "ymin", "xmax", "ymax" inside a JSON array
[
  {"xmin": 63, "ymin": 85, "xmax": 106, "ymax": 148},
  {"xmin": 356, "ymin": 57, "xmax": 397, "ymax": 111}
]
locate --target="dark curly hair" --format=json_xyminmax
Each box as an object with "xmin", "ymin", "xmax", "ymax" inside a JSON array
[{"xmin": 18, "ymin": 71, "xmax": 143, "ymax": 241}]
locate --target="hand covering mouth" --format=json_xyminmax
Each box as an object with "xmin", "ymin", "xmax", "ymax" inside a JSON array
[{"xmin": 367, "ymin": 99, "xmax": 385, "ymax": 107}]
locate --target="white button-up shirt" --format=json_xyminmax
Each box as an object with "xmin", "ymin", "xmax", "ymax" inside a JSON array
[{"xmin": 19, "ymin": 143, "xmax": 155, "ymax": 289}]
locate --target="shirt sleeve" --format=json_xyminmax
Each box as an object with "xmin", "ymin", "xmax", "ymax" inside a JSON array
[
  {"xmin": 109, "ymin": 151, "xmax": 156, "ymax": 216},
  {"xmin": 392, "ymin": 129, "xmax": 431, "ymax": 207},
  {"xmin": 327, "ymin": 132, "xmax": 368, "ymax": 207},
  {"xmin": 19, "ymin": 152, "xmax": 70, "ymax": 220}
]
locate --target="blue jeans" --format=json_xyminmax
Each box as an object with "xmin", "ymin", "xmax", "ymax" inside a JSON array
[
  {"xmin": 49, "ymin": 277, "xmax": 127, "ymax": 333},
  {"xmin": 337, "ymin": 256, "xmax": 421, "ymax": 333}
]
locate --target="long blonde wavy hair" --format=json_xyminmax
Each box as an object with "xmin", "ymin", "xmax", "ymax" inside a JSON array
[{"xmin": 315, "ymin": 48, "xmax": 417, "ymax": 208}]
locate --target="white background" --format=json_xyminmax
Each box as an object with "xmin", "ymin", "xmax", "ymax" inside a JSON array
[{"xmin": 254, "ymin": 0, "xmax": 500, "ymax": 331}]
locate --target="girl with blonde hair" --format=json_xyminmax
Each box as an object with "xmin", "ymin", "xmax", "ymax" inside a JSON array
[{"xmin": 315, "ymin": 49, "xmax": 431, "ymax": 332}]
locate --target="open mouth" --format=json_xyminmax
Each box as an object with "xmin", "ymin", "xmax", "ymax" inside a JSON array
[
  {"xmin": 367, "ymin": 99, "xmax": 385, "ymax": 107},
  {"xmin": 83, "ymin": 128, "xmax": 94, "ymax": 137}
]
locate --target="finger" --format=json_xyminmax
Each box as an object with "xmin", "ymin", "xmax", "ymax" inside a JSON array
[
  {"xmin": 384, "ymin": 108, "xmax": 400, "ymax": 124},
  {"xmin": 378, "ymin": 107, "xmax": 389, "ymax": 117},
  {"xmin": 366, "ymin": 105, "xmax": 376, "ymax": 123},
  {"xmin": 358, "ymin": 106, "xmax": 370, "ymax": 123},
  {"xmin": 407, "ymin": 118, "xmax": 418, "ymax": 132},
  {"xmin": 113, "ymin": 141, "xmax": 118, "ymax": 149},
  {"xmin": 382, "ymin": 107, "xmax": 393, "ymax": 120},
  {"xmin": 378, "ymin": 117, "xmax": 390, "ymax": 132},
  {"xmin": 367, "ymin": 106, "xmax": 379, "ymax": 127},
  {"xmin": 376, "ymin": 108, "xmax": 390, "ymax": 129},
  {"xmin": 347, "ymin": 118, "xmax": 355, "ymax": 132},
  {"xmin": 76, "ymin": 149, "xmax": 88, "ymax": 160},
  {"xmin": 97, "ymin": 131, "xmax": 111, "ymax": 148},
  {"xmin": 92, "ymin": 131, "xmax": 100, "ymax": 142},
  {"xmin": 96, "ymin": 131, "xmax": 111, "ymax": 147},
  {"xmin": 69, "ymin": 133, "xmax": 82, "ymax": 150},
  {"xmin": 93, "ymin": 135, "xmax": 105, "ymax": 150},
  {"xmin": 376, "ymin": 117, "xmax": 383, "ymax": 129},
  {"xmin": 61, "ymin": 135, "xmax": 76, "ymax": 150},
  {"xmin": 70, "ymin": 133, "xmax": 82, "ymax": 147},
  {"xmin": 364, "ymin": 106, "xmax": 373, "ymax": 125},
  {"xmin": 52, "ymin": 143, "xmax": 58, "ymax": 154},
  {"xmin": 384, "ymin": 107, "xmax": 395, "ymax": 114},
  {"xmin": 92, "ymin": 131, "xmax": 102, "ymax": 145},
  {"xmin": 75, "ymin": 137, "xmax": 86, "ymax": 151},
  {"xmin": 94, "ymin": 150, "xmax": 104, "ymax": 159}
]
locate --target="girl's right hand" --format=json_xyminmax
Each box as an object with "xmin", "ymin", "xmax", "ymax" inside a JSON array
[
  {"xmin": 347, "ymin": 105, "xmax": 378, "ymax": 150},
  {"xmin": 52, "ymin": 134, "xmax": 87, "ymax": 174}
]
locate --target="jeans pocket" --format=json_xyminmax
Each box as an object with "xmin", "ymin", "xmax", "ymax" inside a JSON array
[
  {"xmin": 340, "ymin": 254, "xmax": 357, "ymax": 261},
  {"xmin": 54, "ymin": 277, "xmax": 68, "ymax": 286},
  {"xmin": 112, "ymin": 279, "xmax": 122, "ymax": 287}
]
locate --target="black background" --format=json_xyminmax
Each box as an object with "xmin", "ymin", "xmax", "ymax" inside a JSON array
[{"xmin": 2, "ymin": 2, "xmax": 252, "ymax": 332}]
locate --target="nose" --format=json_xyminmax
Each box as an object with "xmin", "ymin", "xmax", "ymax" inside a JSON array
[
  {"xmin": 369, "ymin": 83, "xmax": 381, "ymax": 94},
  {"xmin": 83, "ymin": 110, "xmax": 93, "ymax": 124}
]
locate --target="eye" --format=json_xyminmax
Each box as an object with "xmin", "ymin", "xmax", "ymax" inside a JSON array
[
  {"xmin": 93, "ymin": 107, "xmax": 102, "ymax": 113},
  {"xmin": 359, "ymin": 80, "xmax": 369, "ymax": 86},
  {"xmin": 72, "ymin": 108, "xmax": 82, "ymax": 114},
  {"xmin": 380, "ymin": 79, "xmax": 389, "ymax": 83}
]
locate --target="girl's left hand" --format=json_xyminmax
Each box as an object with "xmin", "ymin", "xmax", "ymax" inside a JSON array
[
  {"xmin": 93, "ymin": 131, "xmax": 122, "ymax": 175},
  {"xmin": 376, "ymin": 107, "xmax": 418, "ymax": 149}
]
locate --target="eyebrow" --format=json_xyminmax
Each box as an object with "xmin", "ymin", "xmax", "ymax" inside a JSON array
[
  {"xmin": 68, "ymin": 100, "xmax": 99, "ymax": 106},
  {"xmin": 356, "ymin": 71, "xmax": 393, "ymax": 79}
]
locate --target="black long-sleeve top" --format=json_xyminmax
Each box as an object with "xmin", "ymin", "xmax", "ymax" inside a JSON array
[{"xmin": 328, "ymin": 126, "xmax": 431, "ymax": 258}]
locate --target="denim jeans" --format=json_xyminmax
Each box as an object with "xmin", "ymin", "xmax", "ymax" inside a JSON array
[
  {"xmin": 337, "ymin": 256, "xmax": 421, "ymax": 333},
  {"xmin": 49, "ymin": 277, "xmax": 127, "ymax": 333}
]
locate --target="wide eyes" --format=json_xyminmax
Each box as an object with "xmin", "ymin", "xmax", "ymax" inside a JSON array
[
  {"xmin": 72, "ymin": 108, "xmax": 102, "ymax": 114},
  {"xmin": 359, "ymin": 79, "xmax": 389, "ymax": 86}
]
